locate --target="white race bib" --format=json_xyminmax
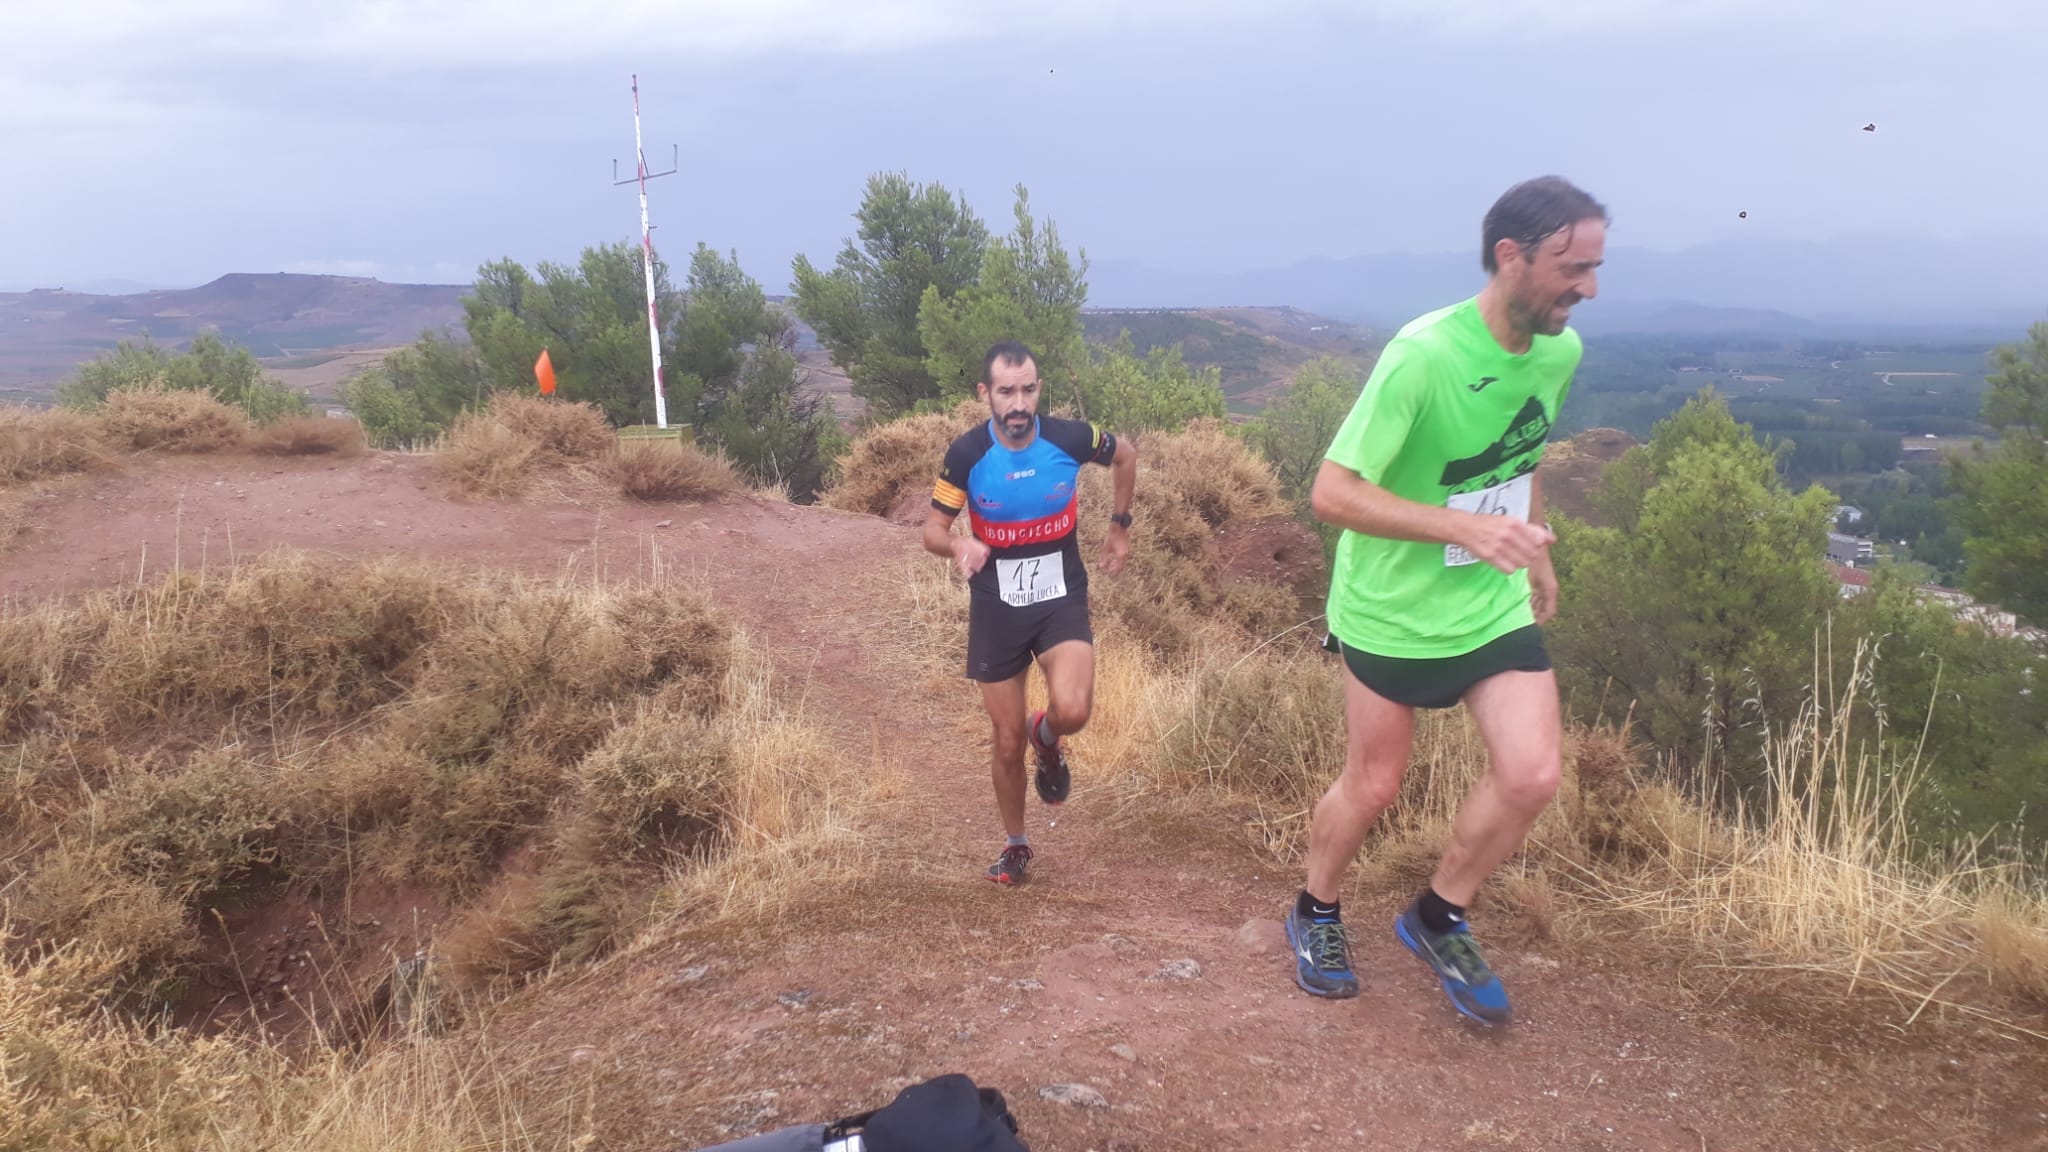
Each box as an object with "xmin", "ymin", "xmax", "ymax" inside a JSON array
[
  {"xmin": 1444, "ymin": 473, "xmax": 1533, "ymax": 567},
  {"xmin": 995, "ymin": 553, "xmax": 1068, "ymax": 607}
]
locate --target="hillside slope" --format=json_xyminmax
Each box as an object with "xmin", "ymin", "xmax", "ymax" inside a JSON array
[{"xmin": 3, "ymin": 452, "xmax": 2045, "ymax": 1151}]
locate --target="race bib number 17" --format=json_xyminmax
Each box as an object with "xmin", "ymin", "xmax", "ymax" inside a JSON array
[
  {"xmin": 1444, "ymin": 473, "xmax": 1533, "ymax": 567},
  {"xmin": 996, "ymin": 553, "xmax": 1068, "ymax": 607}
]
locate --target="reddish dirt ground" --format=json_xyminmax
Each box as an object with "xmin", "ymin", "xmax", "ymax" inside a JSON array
[{"xmin": 5, "ymin": 450, "xmax": 2048, "ymax": 1152}]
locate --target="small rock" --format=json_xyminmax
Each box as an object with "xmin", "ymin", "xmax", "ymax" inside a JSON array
[
  {"xmin": 1247, "ymin": 1055, "xmax": 1274, "ymax": 1067},
  {"xmin": 1040, "ymin": 1083, "xmax": 1109, "ymax": 1109},
  {"xmin": 1110, "ymin": 1044, "xmax": 1137, "ymax": 1063},
  {"xmin": 1234, "ymin": 918, "xmax": 1284, "ymax": 956},
  {"xmin": 1151, "ymin": 958, "xmax": 1203, "ymax": 982},
  {"xmin": 1099, "ymin": 933, "xmax": 1137, "ymax": 954},
  {"xmin": 569, "ymin": 1047, "xmax": 597, "ymax": 1065},
  {"xmin": 778, "ymin": 989, "xmax": 814, "ymax": 1009},
  {"xmin": 655, "ymin": 519, "xmax": 673, "ymax": 528},
  {"xmin": 1012, "ymin": 979, "xmax": 1044, "ymax": 992}
]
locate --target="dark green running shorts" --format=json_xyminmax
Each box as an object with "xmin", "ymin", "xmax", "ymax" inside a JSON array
[{"xmin": 1322, "ymin": 625, "xmax": 1551, "ymax": 710}]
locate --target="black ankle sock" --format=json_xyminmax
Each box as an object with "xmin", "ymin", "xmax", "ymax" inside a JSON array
[
  {"xmin": 1417, "ymin": 887, "xmax": 1466, "ymax": 934},
  {"xmin": 1296, "ymin": 889, "xmax": 1340, "ymax": 921}
]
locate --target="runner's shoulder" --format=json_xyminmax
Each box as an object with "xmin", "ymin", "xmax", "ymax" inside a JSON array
[
  {"xmin": 1037, "ymin": 413, "xmax": 1114, "ymax": 465},
  {"xmin": 940, "ymin": 420, "xmax": 995, "ymax": 468}
]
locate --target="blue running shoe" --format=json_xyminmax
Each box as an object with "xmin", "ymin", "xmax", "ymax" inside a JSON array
[
  {"xmin": 1284, "ymin": 903, "xmax": 1359, "ymax": 999},
  {"xmin": 1394, "ymin": 900, "xmax": 1511, "ymax": 1025}
]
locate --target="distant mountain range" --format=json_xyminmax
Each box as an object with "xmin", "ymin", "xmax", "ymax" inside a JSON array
[
  {"xmin": 0, "ymin": 273, "xmax": 468, "ymax": 393},
  {"xmin": 5, "ymin": 233, "xmax": 2041, "ymax": 396},
  {"xmin": 1086, "ymin": 234, "xmax": 2048, "ymax": 338}
]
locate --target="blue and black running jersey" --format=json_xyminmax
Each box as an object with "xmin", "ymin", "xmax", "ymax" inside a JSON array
[{"xmin": 932, "ymin": 414, "xmax": 1118, "ymax": 605}]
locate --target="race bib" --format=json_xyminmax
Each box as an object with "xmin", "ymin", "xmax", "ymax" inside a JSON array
[
  {"xmin": 1444, "ymin": 473, "xmax": 1533, "ymax": 567},
  {"xmin": 995, "ymin": 553, "xmax": 1068, "ymax": 607}
]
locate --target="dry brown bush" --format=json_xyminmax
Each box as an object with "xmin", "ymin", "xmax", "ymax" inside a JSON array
[
  {"xmin": 485, "ymin": 393, "xmax": 613, "ymax": 460},
  {"xmin": 1077, "ymin": 417, "xmax": 1309, "ymax": 657},
  {"xmin": 95, "ymin": 384, "xmax": 250, "ymax": 453},
  {"xmin": 0, "ymin": 406, "xmax": 115, "ymax": 482},
  {"xmin": 433, "ymin": 395, "xmax": 613, "ymax": 501},
  {"xmin": 245, "ymin": 414, "xmax": 367, "ymax": 456},
  {"xmin": 0, "ymin": 551, "xmax": 852, "ymax": 1017},
  {"xmin": 602, "ymin": 439, "xmax": 741, "ymax": 502},
  {"xmin": 818, "ymin": 401, "xmax": 983, "ymax": 517}
]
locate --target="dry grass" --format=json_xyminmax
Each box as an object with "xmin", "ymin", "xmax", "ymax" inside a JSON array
[
  {"xmin": 1075, "ymin": 592, "xmax": 2048, "ymax": 1034},
  {"xmin": 0, "ymin": 406, "xmax": 116, "ymax": 482},
  {"xmin": 95, "ymin": 384, "xmax": 251, "ymax": 453},
  {"xmin": 435, "ymin": 395, "xmax": 748, "ymax": 506},
  {"xmin": 817, "ymin": 401, "xmax": 984, "ymax": 517},
  {"xmin": 602, "ymin": 440, "xmax": 742, "ymax": 502},
  {"xmin": 1, "ymin": 551, "xmax": 862, "ymax": 1016},
  {"xmin": 1077, "ymin": 418, "xmax": 1309, "ymax": 657},
  {"xmin": 246, "ymin": 414, "xmax": 368, "ymax": 456},
  {"xmin": 1, "ymin": 937, "xmax": 594, "ymax": 1152},
  {"xmin": 2, "ymin": 549, "xmax": 866, "ymax": 1152},
  {"xmin": 433, "ymin": 394, "xmax": 613, "ymax": 501}
]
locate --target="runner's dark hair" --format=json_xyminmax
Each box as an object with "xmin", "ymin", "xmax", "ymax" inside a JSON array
[
  {"xmin": 981, "ymin": 341, "xmax": 1037, "ymax": 385},
  {"xmin": 1482, "ymin": 176, "xmax": 1609, "ymax": 273}
]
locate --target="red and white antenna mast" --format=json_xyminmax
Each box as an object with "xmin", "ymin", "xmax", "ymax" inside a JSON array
[{"xmin": 613, "ymin": 74, "xmax": 679, "ymax": 428}]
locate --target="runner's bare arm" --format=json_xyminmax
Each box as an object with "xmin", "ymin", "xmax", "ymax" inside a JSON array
[
  {"xmin": 1309, "ymin": 459, "xmax": 1552, "ymax": 575},
  {"xmin": 1526, "ymin": 471, "xmax": 1559, "ymax": 622},
  {"xmin": 923, "ymin": 505, "xmax": 990, "ymax": 578},
  {"xmin": 921, "ymin": 504, "xmax": 958, "ymax": 559},
  {"xmin": 1099, "ymin": 434, "xmax": 1136, "ymax": 575},
  {"xmin": 1109, "ymin": 433, "xmax": 1136, "ymax": 519}
]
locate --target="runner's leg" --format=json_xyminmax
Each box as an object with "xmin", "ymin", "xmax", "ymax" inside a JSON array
[
  {"xmin": 1303, "ymin": 667, "xmax": 1417, "ymax": 903},
  {"xmin": 1034, "ymin": 637, "xmax": 1095, "ymax": 741},
  {"xmin": 1429, "ymin": 668, "xmax": 1563, "ymax": 906},
  {"xmin": 980, "ymin": 672, "xmax": 1032, "ymax": 839}
]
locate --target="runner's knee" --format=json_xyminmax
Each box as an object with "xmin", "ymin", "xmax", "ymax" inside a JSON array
[
  {"xmin": 1494, "ymin": 752, "xmax": 1562, "ymax": 813},
  {"xmin": 1047, "ymin": 692, "xmax": 1092, "ymax": 733},
  {"xmin": 1333, "ymin": 758, "xmax": 1403, "ymax": 817},
  {"xmin": 990, "ymin": 719, "xmax": 1028, "ymax": 764}
]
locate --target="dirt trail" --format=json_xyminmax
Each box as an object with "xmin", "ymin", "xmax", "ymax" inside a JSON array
[{"xmin": 5, "ymin": 451, "xmax": 2047, "ymax": 1152}]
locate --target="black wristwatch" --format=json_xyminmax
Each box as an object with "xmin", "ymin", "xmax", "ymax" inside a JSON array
[{"xmin": 1109, "ymin": 511, "xmax": 1133, "ymax": 529}]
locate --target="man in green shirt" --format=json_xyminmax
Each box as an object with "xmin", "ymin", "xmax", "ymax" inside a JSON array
[{"xmin": 1283, "ymin": 176, "xmax": 1607, "ymax": 1026}]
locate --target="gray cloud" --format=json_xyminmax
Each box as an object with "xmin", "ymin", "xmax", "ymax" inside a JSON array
[{"xmin": 5, "ymin": 1, "xmax": 2043, "ymax": 306}]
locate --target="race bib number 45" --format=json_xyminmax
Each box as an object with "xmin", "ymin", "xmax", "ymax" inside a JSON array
[
  {"xmin": 996, "ymin": 553, "xmax": 1068, "ymax": 607},
  {"xmin": 1444, "ymin": 473, "xmax": 1533, "ymax": 567}
]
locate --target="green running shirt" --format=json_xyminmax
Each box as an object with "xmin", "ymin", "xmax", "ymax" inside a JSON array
[{"xmin": 1322, "ymin": 296, "xmax": 1582, "ymax": 659}]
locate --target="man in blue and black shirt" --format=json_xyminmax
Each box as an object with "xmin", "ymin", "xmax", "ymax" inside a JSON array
[{"xmin": 923, "ymin": 340, "xmax": 1138, "ymax": 886}]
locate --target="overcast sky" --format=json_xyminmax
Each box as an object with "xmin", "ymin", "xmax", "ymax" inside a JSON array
[{"xmin": 5, "ymin": 1, "xmax": 2043, "ymax": 293}]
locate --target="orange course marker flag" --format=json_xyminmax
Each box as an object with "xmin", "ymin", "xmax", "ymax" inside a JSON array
[{"xmin": 535, "ymin": 348, "xmax": 557, "ymax": 395}]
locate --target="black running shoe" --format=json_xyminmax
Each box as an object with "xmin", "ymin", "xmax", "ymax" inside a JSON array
[
  {"xmin": 987, "ymin": 844, "xmax": 1033, "ymax": 885},
  {"xmin": 1028, "ymin": 710, "xmax": 1071, "ymax": 805}
]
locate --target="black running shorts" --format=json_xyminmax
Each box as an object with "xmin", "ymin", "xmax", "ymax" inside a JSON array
[
  {"xmin": 967, "ymin": 589, "xmax": 1094, "ymax": 683},
  {"xmin": 1322, "ymin": 625, "xmax": 1552, "ymax": 710}
]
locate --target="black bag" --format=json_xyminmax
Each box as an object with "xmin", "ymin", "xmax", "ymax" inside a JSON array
[
  {"xmin": 852, "ymin": 1073, "xmax": 1028, "ymax": 1152},
  {"xmin": 688, "ymin": 1074, "xmax": 1027, "ymax": 1152}
]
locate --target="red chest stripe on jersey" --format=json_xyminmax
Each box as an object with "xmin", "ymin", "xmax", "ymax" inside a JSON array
[{"xmin": 970, "ymin": 498, "xmax": 1078, "ymax": 548}]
